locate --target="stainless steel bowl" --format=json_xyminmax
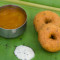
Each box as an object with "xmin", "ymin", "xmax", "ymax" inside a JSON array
[{"xmin": 0, "ymin": 5, "xmax": 27, "ymax": 38}]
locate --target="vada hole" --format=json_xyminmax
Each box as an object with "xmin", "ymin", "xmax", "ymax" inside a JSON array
[
  {"xmin": 50, "ymin": 34, "xmax": 56, "ymax": 40},
  {"xmin": 45, "ymin": 19, "xmax": 52, "ymax": 24}
]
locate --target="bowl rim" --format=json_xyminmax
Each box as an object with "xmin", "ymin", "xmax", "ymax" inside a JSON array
[{"xmin": 0, "ymin": 4, "xmax": 27, "ymax": 30}]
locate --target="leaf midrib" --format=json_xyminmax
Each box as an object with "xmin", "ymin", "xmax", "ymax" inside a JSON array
[{"xmin": 3, "ymin": 0, "xmax": 60, "ymax": 12}]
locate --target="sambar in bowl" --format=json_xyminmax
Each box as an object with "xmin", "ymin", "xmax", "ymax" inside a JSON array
[{"xmin": 0, "ymin": 5, "xmax": 27, "ymax": 38}]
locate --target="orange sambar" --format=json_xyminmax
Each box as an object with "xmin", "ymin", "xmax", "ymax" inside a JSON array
[{"xmin": 0, "ymin": 5, "xmax": 26, "ymax": 29}]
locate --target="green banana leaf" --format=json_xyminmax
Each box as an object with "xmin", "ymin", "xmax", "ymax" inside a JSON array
[
  {"xmin": 0, "ymin": 0, "xmax": 60, "ymax": 60},
  {"xmin": 21, "ymin": 0, "xmax": 60, "ymax": 8}
]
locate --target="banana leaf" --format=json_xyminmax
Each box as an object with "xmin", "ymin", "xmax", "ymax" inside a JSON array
[
  {"xmin": 21, "ymin": 0, "xmax": 60, "ymax": 8},
  {"xmin": 0, "ymin": 0, "xmax": 60, "ymax": 60}
]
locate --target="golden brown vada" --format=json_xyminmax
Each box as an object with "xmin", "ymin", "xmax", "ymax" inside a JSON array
[
  {"xmin": 34, "ymin": 11, "xmax": 60, "ymax": 32},
  {"xmin": 38, "ymin": 24, "xmax": 60, "ymax": 52}
]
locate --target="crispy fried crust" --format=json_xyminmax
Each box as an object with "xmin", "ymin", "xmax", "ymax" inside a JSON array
[
  {"xmin": 38, "ymin": 24, "xmax": 60, "ymax": 52},
  {"xmin": 34, "ymin": 11, "xmax": 60, "ymax": 32}
]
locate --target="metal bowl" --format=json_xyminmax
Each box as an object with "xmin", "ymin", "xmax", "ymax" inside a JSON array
[{"xmin": 0, "ymin": 5, "xmax": 27, "ymax": 38}]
